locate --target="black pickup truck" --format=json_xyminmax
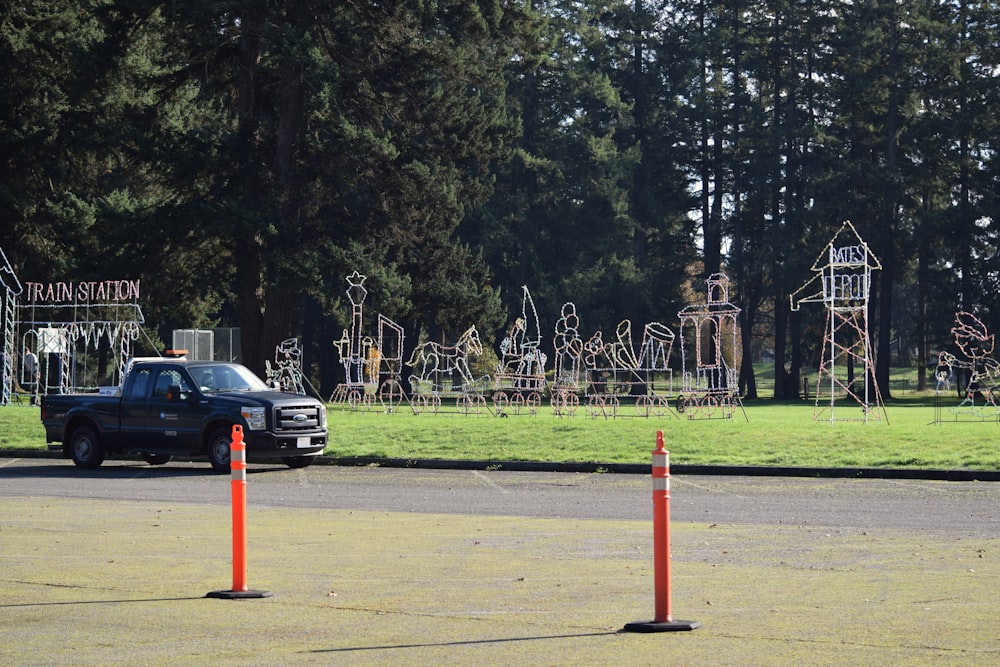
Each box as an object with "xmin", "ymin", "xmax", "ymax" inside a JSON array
[{"xmin": 41, "ymin": 359, "xmax": 327, "ymax": 471}]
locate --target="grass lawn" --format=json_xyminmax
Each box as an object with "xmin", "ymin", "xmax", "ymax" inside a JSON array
[{"xmin": 4, "ymin": 391, "xmax": 998, "ymax": 471}]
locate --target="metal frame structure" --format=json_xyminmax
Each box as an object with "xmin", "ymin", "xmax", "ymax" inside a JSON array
[
  {"xmin": 577, "ymin": 319, "xmax": 676, "ymax": 418},
  {"xmin": 266, "ymin": 338, "xmax": 306, "ymax": 395},
  {"xmin": 329, "ymin": 271, "xmax": 408, "ymax": 412},
  {"xmin": 16, "ymin": 287, "xmax": 144, "ymax": 397},
  {"xmin": 791, "ymin": 220, "xmax": 886, "ymax": 424},
  {"xmin": 1, "ymin": 244, "xmax": 143, "ymax": 402},
  {"xmin": 551, "ymin": 302, "xmax": 584, "ymax": 415},
  {"xmin": 0, "ymin": 246, "xmax": 22, "ymax": 405},
  {"xmin": 937, "ymin": 311, "xmax": 1000, "ymax": 419},
  {"xmin": 492, "ymin": 286, "xmax": 547, "ymax": 415},
  {"xmin": 677, "ymin": 273, "xmax": 745, "ymax": 420},
  {"xmin": 407, "ymin": 325, "xmax": 487, "ymax": 414}
]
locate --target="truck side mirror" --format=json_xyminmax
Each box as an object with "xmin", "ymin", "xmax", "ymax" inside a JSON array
[{"xmin": 166, "ymin": 384, "xmax": 184, "ymax": 402}]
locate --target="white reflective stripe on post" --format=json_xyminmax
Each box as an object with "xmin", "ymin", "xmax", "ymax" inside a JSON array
[
  {"xmin": 653, "ymin": 451, "xmax": 669, "ymax": 492},
  {"xmin": 231, "ymin": 445, "xmax": 246, "ymax": 482}
]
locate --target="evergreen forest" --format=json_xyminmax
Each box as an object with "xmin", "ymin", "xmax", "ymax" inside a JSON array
[{"xmin": 3, "ymin": 1, "xmax": 999, "ymax": 398}]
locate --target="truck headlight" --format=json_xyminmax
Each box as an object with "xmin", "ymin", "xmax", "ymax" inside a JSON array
[
  {"xmin": 319, "ymin": 404, "xmax": 327, "ymax": 428},
  {"xmin": 241, "ymin": 406, "xmax": 267, "ymax": 430}
]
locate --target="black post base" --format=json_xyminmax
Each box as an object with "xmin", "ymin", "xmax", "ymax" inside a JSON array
[
  {"xmin": 622, "ymin": 619, "xmax": 701, "ymax": 633},
  {"xmin": 205, "ymin": 589, "xmax": 273, "ymax": 600}
]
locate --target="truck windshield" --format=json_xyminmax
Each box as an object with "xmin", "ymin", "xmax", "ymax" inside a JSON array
[{"xmin": 190, "ymin": 364, "xmax": 270, "ymax": 393}]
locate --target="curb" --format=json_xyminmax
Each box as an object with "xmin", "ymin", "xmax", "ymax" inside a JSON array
[
  {"xmin": 8, "ymin": 448, "xmax": 999, "ymax": 482},
  {"xmin": 323, "ymin": 456, "xmax": 1000, "ymax": 481}
]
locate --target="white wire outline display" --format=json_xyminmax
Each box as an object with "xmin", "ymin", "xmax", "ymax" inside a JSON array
[
  {"xmin": 676, "ymin": 273, "xmax": 745, "ymax": 420},
  {"xmin": 492, "ymin": 286, "xmax": 547, "ymax": 415},
  {"xmin": 329, "ymin": 271, "xmax": 408, "ymax": 412},
  {"xmin": 0, "ymin": 246, "xmax": 143, "ymax": 401},
  {"xmin": 407, "ymin": 325, "xmax": 487, "ymax": 414},
  {"xmin": 791, "ymin": 221, "xmax": 887, "ymax": 424},
  {"xmin": 0, "ymin": 246, "xmax": 22, "ymax": 405},
  {"xmin": 937, "ymin": 311, "xmax": 1000, "ymax": 419},
  {"xmin": 266, "ymin": 338, "xmax": 306, "ymax": 395}
]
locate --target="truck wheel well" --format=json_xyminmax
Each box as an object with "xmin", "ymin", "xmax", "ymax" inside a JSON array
[
  {"xmin": 63, "ymin": 417, "xmax": 99, "ymax": 452},
  {"xmin": 202, "ymin": 420, "xmax": 235, "ymax": 453}
]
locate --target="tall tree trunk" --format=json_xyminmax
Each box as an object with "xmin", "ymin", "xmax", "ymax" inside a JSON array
[
  {"xmin": 957, "ymin": 0, "xmax": 973, "ymax": 311},
  {"xmin": 773, "ymin": 296, "xmax": 791, "ymax": 398},
  {"xmin": 916, "ymin": 209, "xmax": 928, "ymax": 391},
  {"xmin": 697, "ymin": 4, "xmax": 722, "ymax": 278},
  {"xmin": 234, "ymin": 6, "xmax": 269, "ymax": 374},
  {"xmin": 632, "ymin": 0, "xmax": 649, "ymax": 273},
  {"xmin": 705, "ymin": 98, "xmax": 725, "ymax": 277},
  {"xmin": 876, "ymin": 6, "xmax": 900, "ymax": 400},
  {"xmin": 234, "ymin": 5, "xmax": 304, "ymax": 376},
  {"xmin": 738, "ymin": 305, "xmax": 758, "ymax": 399},
  {"xmin": 789, "ymin": 304, "xmax": 803, "ymax": 400}
]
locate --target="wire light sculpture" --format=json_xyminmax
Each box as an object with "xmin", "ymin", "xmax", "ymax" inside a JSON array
[
  {"xmin": 937, "ymin": 311, "xmax": 1000, "ymax": 419},
  {"xmin": 790, "ymin": 221, "xmax": 886, "ymax": 424},
  {"xmin": 372, "ymin": 313, "xmax": 407, "ymax": 412},
  {"xmin": 633, "ymin": 321, "xmax": 677, "ymax": 416},
  {"xmin": 329, "ymin": 271, "xmax": 408, "ymax": 412},
  {"xmin": 493, "ymin": 286, "xmax": 547, "ymax": 415},
  {"xmin": 330, "ymin": 270, "xmax": 372, "ymax": 407},
  {"xmin": 0, "ymin": 245, "xmax": 22, "ymax": 405},
  {"xmin": 551, "ymin": 302, "xmax": 584, "ymax": 415},
  {"xmin": 4, "ymin": 264, "xmax": 143, "ymax": 400},
  {"xmin": 407, "ymin": 325, "xmax": 487, "ymax": 414},
  {"xmin": 578, "ymin": 319, "xmax": 676, "ymax": 418},
  {"xmin": 266, "ymin": 338, "xmax": 306, "ymax": 395},
  {"xmin": 547, "ymin": 293, "xmax": 679, "ymax": 418},
  {"xmin": 677, "ymin": 273, "xmax": 745, "ymax": 419}
]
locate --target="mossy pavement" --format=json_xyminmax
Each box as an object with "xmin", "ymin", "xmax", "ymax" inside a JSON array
[{"xmin": 1, "ymin": 492, "xmax": 997, "ymax": 666}]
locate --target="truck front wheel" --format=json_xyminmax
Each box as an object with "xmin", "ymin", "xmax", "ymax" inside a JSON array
[
  {"xmin": 69, "ymin": 426, "xmax": 106, "ymax": 469},
  {"xmin": 206, "ymin": 427, "xmax": 232, "ymax": 473}
]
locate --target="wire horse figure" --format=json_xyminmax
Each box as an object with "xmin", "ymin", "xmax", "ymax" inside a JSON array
[{"xmin": 407, "ymin": 325, "xmax": 487, "ymax": 414}]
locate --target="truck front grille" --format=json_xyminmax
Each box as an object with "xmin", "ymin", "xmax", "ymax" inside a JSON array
[{"xmin": 275, "ymin": 404, "xmax": 322, "ymax": 431}]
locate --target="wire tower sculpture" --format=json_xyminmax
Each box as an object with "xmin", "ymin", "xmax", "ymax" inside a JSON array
[{"xmin": 791, "ymin": 221, "xmax": 887, "ymax": 424}]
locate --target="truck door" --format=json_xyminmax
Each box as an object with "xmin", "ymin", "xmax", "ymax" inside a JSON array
[
  {"xmin": 121, "ymin": 367, "xmax": 151, "ymax": 438},
  {"xmin": 145, "ymin": 368, "xmax": 202, "ymax": 453}
]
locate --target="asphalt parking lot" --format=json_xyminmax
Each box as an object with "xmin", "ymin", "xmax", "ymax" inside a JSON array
[{"xmin": 1, "ymin": 458, "xmax": 998, "ymax": 665}]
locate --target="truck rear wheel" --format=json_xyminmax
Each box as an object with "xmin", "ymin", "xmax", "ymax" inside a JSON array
[
  {"xmin": 206, "ymin": 427, "xmax": 232, "ymax": 473},
  {"xmin": 69, "ymin": 426, "xmax": 106, "ymax": 469}
]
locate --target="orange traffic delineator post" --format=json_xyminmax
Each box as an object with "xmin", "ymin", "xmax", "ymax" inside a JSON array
[
  {"xmin": 623, "ymin": 430, "xmax": 699, "ymax": 632},
  {"xmin": 207, "ymin": 424, "xmax": 272, "ymax": 600}
]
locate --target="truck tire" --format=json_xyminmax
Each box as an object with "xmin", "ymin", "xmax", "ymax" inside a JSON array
[
  {"xmin": 282, "ymin": 455, "xmax": 317, "ymax": 469},
  {"xmin": 206, "ymin": 427, "xmax": 232, "ymax": 473},
  {"xmin": 69, "ymin": 426, "xmax": 106, "ymax": 469}
]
